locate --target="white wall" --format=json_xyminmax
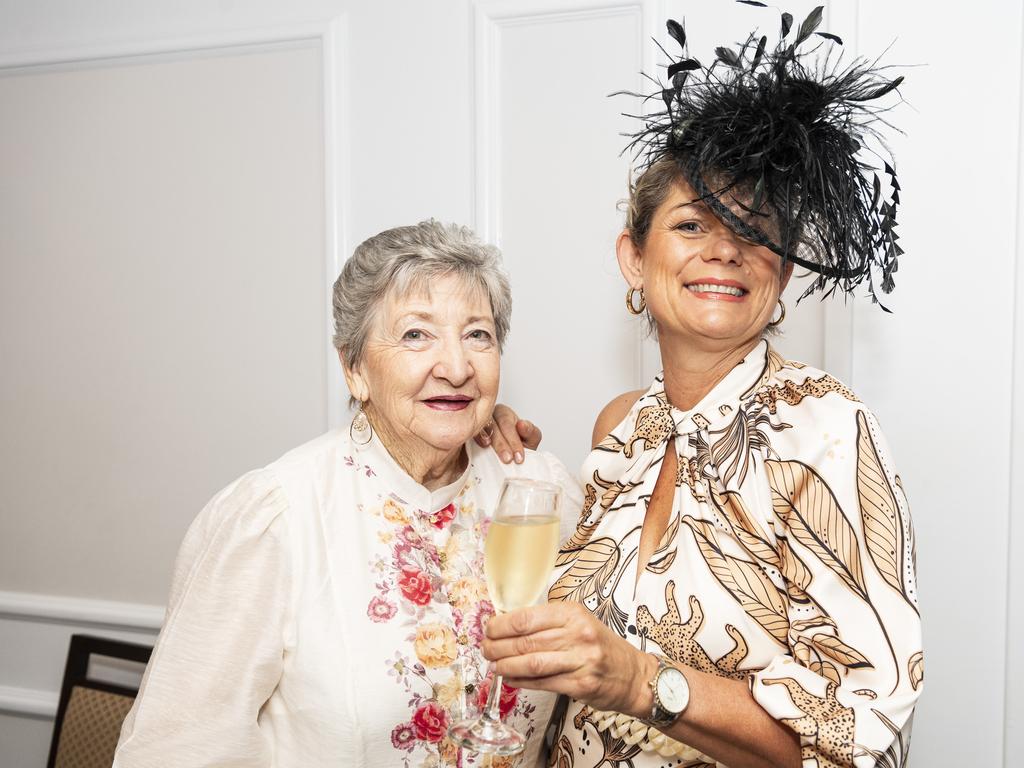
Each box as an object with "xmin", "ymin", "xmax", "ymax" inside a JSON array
[
  {"xmin": 0, "ymin": 41, "xmax": 327, "ymax": 604},
  {"xmin": 849, "ymin": 2, "xmax": 1023, "ymax": 764},
  {"xmin": 0, "ymin": 1, "xmax": 1019, "ymax": 766}
]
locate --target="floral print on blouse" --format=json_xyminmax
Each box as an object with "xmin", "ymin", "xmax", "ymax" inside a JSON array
[
  {"xmin": 113, "ymin": 428, "xmax": 581, "ymax": 768},
  {"xmin": 366, "ymin": 481, "xmax": 537, "ymax": 767}
]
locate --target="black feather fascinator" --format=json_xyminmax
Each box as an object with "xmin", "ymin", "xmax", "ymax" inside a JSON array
[{"xmin": 620, "ymin": 2, "xmax": 905, "ymax": 303}]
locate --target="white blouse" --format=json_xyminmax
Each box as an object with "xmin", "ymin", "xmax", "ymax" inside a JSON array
[
  {"xmin": 547, "ymin": 341, "xmax": 922, "ymax": 767},
  {"xmin": 113, "ymin": 428, "xmax": 582, "ymax": 768}
]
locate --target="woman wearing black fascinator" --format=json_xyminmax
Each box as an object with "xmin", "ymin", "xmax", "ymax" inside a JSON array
[{"xmin": 483, "ymin": 4, "xmax": 921, "ymax": 767}]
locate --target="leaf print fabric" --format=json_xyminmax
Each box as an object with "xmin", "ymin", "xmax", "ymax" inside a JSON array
[
  {"xmin": 766, "ymin": 460, "xmax": 869, "ymax": 601},
  {"xmin": 855, "ymin": 412, "xmax": 919, "ymax": 614},
  {"xmin": 547, "ymin": 341, "xmax": 922, "ymax": 768}
]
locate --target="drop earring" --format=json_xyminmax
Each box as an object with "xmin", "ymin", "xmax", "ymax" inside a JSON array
[{"xmin": 350, "ymin": 402, "xmax": 372, "ymax": 445}]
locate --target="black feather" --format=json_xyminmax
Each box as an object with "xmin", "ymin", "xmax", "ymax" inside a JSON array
[
  {"xmin": 666, "ymin": 19, "xmax": 686, "ymax": 49},
  {"xmin": 667, "ymin": 59, "xmax": 701, "ymax": 78},
  {"xmin": 752, "ymin": 36, "xmax": 767, "ymax": 70},
  {"xmin": 716, "ymin": 47, "xmax": 741, "ymax": 67},
  {"xmin": 795, "ymin": 7, "xmax": 824, "ymax": 46},
  {"xmin": 850, "ymin": 75, "xmax": 904, "ymax": 101},
  {"xmin": 661, "ymin": 88, "xmax": 674, "ymax": 111},
  {"xmin": 617, "ymin": 5, "xmax": 907, "ymax": 302}
]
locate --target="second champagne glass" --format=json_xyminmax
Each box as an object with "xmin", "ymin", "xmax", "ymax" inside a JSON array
[{"xmin": 448, "ymin": 477, "xmax": 562, "ymax": 756}]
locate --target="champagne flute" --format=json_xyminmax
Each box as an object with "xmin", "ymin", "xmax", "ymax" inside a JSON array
[{"xmin": 448, "ymin": 478, "xmax": 562, "ymax": 755}]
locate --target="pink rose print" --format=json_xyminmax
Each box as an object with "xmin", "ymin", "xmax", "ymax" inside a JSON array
[
  {"xmin": 467, "ymin": 600, "xmax": 495, "ymax": 645},
  {"xmin": 430, "ymin": 502, "xmax": 457, "ymax": 529},
  {"xmin": 390, "ymin": 721, "xmax": 417, "ymax": 751},
  {"xmin": 393, "ymin": 537, "xmax": 413, "ymax": 558},
  {"xmin": 392, "ymin": 540, "xmax": 417, "ymax": 573},
  {"xmin": 412, "ymin": 700, "xmax": 450, "ymax": 743},
  {"xmin": 476, "ymin": 676, "xmax": 519, "ymax": 719},
  {"xmin": 367, "ymin": 596, "xmax": 397, "ymax": 623},
  {"xmin": 399, "ymin": 568, "xmax": 433, "ymax": 606},
  {"xmin": 399, "ymin": 525, "xmax": 424, "ymax": 548}
]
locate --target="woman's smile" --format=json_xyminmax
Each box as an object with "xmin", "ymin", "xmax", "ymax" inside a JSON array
[
  {"xmin": 684, "ymin": 278, "xmax": 748, "ymax": 301},
  {"xmin": 422, "ymin": 394, "xmax": 474, "ymax": 411}
]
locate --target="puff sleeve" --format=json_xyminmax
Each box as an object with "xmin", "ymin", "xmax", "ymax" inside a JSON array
[
  {"xmin": 113, "ymin": 469, "xmax": 293, "ymax": 768},
  {"xmin": 749, "ymin": 408, "xmax": 923, "ymax": 767}
]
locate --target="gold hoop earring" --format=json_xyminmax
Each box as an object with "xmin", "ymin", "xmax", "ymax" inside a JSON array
[
  {"xmin": 626, "ymin": 286, "xmax": 646, "ymax": 315},
  {"xmin": 767, "ymin": 299, "xmax": 786, "ymax": 329},
  {"xmin": 350, "ymin": 402, "xmax": 372, "ymax": 445}
]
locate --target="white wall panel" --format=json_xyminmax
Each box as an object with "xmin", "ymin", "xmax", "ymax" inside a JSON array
[
  {"xmin": 0, "ymin": 43, "xmax": 327, "ymax": 604},
  {"xmin": 1007, "ymin": 27, "xmax": 1024, "ymax": 750},
  {"xmin": 1009, "ymin": 0, "xmax": 1024, "ymax": 745},
  {"xmin": 343, "ymin": 0, "xmax": 474, "ymax": 246},
  {"xmin": 0, "ymin": 8, "xmax": 341, "ymax": 766},
  {"xmin": 479, "ymin": 2, "xmax": 645, "ymax": 472},
  {"xmin": 850, "ymin": 1, "xmax": 1020, "ymax": 765}
]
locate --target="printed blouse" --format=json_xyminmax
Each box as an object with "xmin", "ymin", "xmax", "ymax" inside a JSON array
[
  {"xmin": 114, "ymin": 429, "xmax": 582, "ymax": 768},
  {"xmin": 547, "ymin": 341, "xmax": 923, "ymax": 768}
]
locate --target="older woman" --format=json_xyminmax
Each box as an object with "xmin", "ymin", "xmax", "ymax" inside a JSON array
[
  {"xmin": 483, "ymin": 9, "xmax": 922, "ymax": 768},
  {"xmin": 113, "ymin": 220, "xmax": 581, "ymax": 768}
]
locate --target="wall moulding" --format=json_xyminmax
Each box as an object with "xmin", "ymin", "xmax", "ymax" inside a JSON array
[
  {"xmin": 0, "ymin": 25, "xmax": 324, "ymax": 72},
  {"xmin": 0, "ymin": 685, "xmax": 59, "ymax": 720},
  {"xmin": 472, "ymin": 0, "xmax": 659, "ymax": 391},
  {"xmin": 0, "ymin": 590, "xmax": 164, "ymax": 719},
  {"xmin": 0, "ymin": 590, "xmax": 165, "ymax": 632},
  {"xmin": 0, "ymin": 15, "xmax": 351, "ymax": 434},
  {"xmin": 471, "ymin": 0, "xmax": 655, "ymax": 244}
]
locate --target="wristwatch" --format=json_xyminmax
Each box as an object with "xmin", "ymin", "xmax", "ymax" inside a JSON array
[{"xmin": 644, "ymin": 655, "xmax": 690, "ymax": 728}]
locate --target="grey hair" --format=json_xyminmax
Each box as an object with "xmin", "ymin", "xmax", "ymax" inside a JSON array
[{"xmin": 332, "ymin": 220, "xmax": 512, "ymax": 371}]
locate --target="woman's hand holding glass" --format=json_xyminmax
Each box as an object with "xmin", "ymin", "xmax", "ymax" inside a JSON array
[
  {"xmin": 448, "ymin": 478, "xmax": 562, "ymax": 755},
  {"xmin": 481, "ymin": 601, "xmax": 653, "ymax": 719}
]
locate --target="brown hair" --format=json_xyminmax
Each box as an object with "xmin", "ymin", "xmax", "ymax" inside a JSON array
[
  {"xmin": 625, "ymin": 156, "xmax": 781, "ymax": 245},
  {"xmin": 623, "ymin": 156, "xmax": 685, "ymax": 248}
]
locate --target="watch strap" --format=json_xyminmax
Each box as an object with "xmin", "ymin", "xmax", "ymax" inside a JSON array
[{"xmin": 644, "ymin": 655, "xmax": 687, "ymax": 728}]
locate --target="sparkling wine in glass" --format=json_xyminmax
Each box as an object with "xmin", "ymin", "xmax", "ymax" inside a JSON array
[{"xmin": 448, "ymin": 478, "xmax": 562, "ymax": 756}]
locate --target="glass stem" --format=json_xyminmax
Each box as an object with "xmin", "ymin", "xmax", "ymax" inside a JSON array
[{"xmin": 483, "ymin": 671, "xmax": 504, "ymax": 723}]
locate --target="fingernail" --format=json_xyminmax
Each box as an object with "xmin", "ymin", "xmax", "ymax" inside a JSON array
[
  {"xmin": 514, "ymin": 451, "xmax": 523, "ymax": 464},
  {"xmin": 501, "ymin": 451, "xmax": 512, "ymax": 463}
]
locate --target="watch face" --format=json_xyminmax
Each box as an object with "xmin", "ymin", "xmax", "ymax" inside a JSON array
[{"xmin": 656, "ymin": 666, "xmax": 689, "ymax": 713}]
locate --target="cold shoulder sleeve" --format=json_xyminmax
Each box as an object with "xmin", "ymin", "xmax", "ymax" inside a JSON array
[
  {"xmin": 750, "ymin": 407, "xmax": 923, "ymax": 767},
  {"xmin": 113, "ymin": 469, "xmax": 293, "ymax": 768}
]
